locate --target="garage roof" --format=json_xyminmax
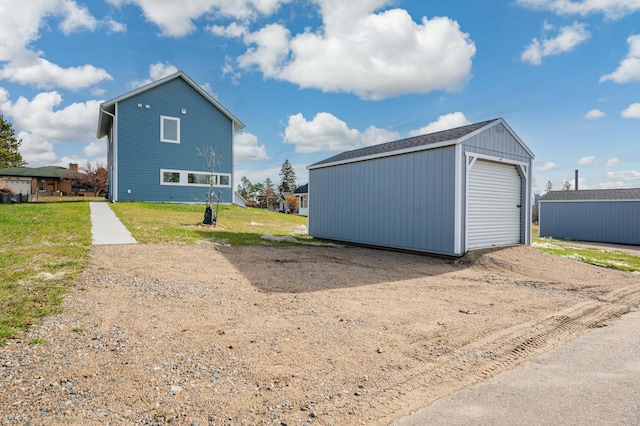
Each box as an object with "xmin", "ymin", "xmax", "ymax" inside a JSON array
[
  {"xmin": 0, "ymin": 166, "xmax": 76, "ymax": 179},
  {"xmin": 308, "ymin": 118, "xmax": 532, "ymax": 170},
  {"xmin": 541, "ymin": 188, "xmax": 640, "ymax": 201}
]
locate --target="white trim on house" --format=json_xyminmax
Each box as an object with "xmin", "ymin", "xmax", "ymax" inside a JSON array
[
  {"xmin": 453, "ymin": 143, "xmax": 463, "ymax": 255},
  {"xmin": 159, "ymin": 168, "xmax": 232, "ymax": 187},
  {"xmin": 539, "ymin": 199, "xmax": 640, "ymax": 203},
  {"xmin": 465, "ymin": 151, "xmax": 529, "ymax": 167},
  {"xmin": 113, "ymin": 102, "xmax": 119, "ymax": 201}
]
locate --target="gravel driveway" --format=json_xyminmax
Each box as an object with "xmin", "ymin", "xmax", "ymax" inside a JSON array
[{"xmin": 1, "ymin": 244, "xmax": 638, "ymax": 425}]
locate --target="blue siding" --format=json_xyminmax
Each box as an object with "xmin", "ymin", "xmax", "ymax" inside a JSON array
[
  {"xmin": 462, "ymin": 123, "xmax": 530, "ymax": 163},
  {"xmin": 309, "ymin": 146, "xmax": 457, "ymax": 255},
  {"xmin": 116, "ymin": 78, "xmax": 233, "ymax": 203},
  {"xmin": 540, "ymin": 201, "xmax": 640, "ymax": 245}
]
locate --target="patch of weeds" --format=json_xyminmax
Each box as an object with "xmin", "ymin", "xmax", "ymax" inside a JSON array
[
  {"xmin": 30, "ymin": 337, "xmax": 46, "ymax": 345},
  {"xmin": 154, "ymin": 410, "xmax": 166, "ymax": 419},
  {"xmin": 71, "ymin": 327, "xmax": 84, "ymax": 333}
]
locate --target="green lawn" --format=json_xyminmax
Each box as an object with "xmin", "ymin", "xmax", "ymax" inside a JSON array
[
  {"xmin": 109, "ymin": 202, "xmax": 310, "ymax": 245},
  {"xmin": 0, "ymin": 202, "xmax": 91, "ymax": 344}
]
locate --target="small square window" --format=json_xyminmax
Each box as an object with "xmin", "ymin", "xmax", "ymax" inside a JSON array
[
  {"xmin": 161, "ymin": 116, "xmax": 180, "ymax": 143},
  {"xmin": 219, "ymin": 175, "xmax": 230, "ymax": 186}
]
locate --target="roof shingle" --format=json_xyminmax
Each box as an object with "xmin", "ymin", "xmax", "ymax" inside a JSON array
[{"xmin": 541, "ymin": 188, "xmax": 640, "ymax": 201}]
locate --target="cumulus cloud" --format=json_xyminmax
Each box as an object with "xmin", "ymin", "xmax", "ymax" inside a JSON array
[
  {"xmin": 109, "ymin": 0, "xmax": 288, "ymax": 37},
  {"xmin": 217, "ymin": 1, "xmax": 476, "ymax": 99},
  {"xmin": 517, "ymin": 0, "xmax": 640, "ymax": 18},
  {"xmin": 584, "ymin": 109, "xmax": 605, "ymax": 119},
  {"xmin": 606, "ymin": 157, "xmax": 620, "ymax": 167},
  {"xmin": 129, "ymin": 62, "xmax": 179, "ymax": 88},
  {"xmin": 106, "ymin": 19, "xmax": 127, "ymax": 33},
  {"xmin": 234, "ymin": 132, "xmax": 269, "ymax": 162},
  {"xmin": 607, "ymin": 170, "xmax": 640, "ymax": 180},
  {"xmin": 600, "ymin": 35, "xmax": 640, "ymax": 83},
  {"xmin": 283, "ymin": 112, "xmax": 399, "ymax": 153},
  {"xmin": 578, "ymin": 156, "xmax": 596, "ymax": 166},
  {"xmin": 536, "ymin": 161, "xmax": 558, "ymax": 171},
  {"xmin": 16, "ymin": 131, "xmax": 58, "ymax": 165},
  {"xmin": 83, "ymin": 140, "xmax": 107, "ymax": 157},
  {"xmin": 408, "ymin": 112, "xmax": 470, "ymax": 137},
  {"xmin": 521, "ymin": 22, "xmax": 590, "ymax": 65},
  {"xmin": 0, "ymin": 1, "xmax": 112, "ymax": 90},
  {"xmin": 621, "ymin": 103, "xmax": 640, "ymax": 118}
]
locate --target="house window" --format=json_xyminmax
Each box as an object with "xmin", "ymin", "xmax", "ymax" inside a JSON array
[
  {"xmin": 160, "ymin": 169, "xmax": 232, "ymax": 188},
  {"xmin": 162, "ymin": 171, "xmax": 181, "ymax": 184},
  {"xmin": 38, "ymin": 179, "xmax": 46, "ymax": 191},
  {"xmin": 160, "ymin": 116, "xmax": 180, "ymax": 143},
  {"xmin": 300, "ymin": 195, "xmax": 308, "ymax": 208}
]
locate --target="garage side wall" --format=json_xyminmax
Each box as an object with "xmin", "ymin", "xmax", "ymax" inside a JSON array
[
  {"xmin": 309, "ymin": 146, "xmax": 457, "ymax": 255},
  {"xmin": 462, "ymin": 123, "xmax": 531, "ymax": 163},
  {"xmin": 539, "ymin": 201, "xmax": 640, "ymax": 245}
]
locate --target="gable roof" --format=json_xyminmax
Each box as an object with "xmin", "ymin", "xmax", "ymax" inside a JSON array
[
  {"xmin": 97, "ymin": 71, "xmax": 245, "ymax": 138},
  {"xmin": 541, "ymin": 188, "xmax": 640, "ymax": 201},
  {"xmin": 294, "ymin": 183, "xmax": 308, "ymax": 194},
  {"xmin": 0, "ymin": 166, "xmax": 76, "ymax": 179},
  {"xmin": 308, "ymin": 118, "xmax": 532, "ymax": 170}
]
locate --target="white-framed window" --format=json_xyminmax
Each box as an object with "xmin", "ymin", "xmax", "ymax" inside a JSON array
[
  {"xmin": 160, "ymin": 169, "xmax": 232, "ymax": 188},
  {"xmin": 300, "ymin": 195, "xmax": 308, "ymax": 209},
  {"xmin": 160, "ymin": 116, "xmax": 180, "ymax": 143}
]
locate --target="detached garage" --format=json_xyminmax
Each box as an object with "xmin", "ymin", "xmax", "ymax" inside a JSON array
[
  {"xmin": 539, "ymin": 189, "xmax": 640, "ymax": 245},
  {"xmin": 307, "ymin": 118, "xmax": 534, "ymax": 256}
]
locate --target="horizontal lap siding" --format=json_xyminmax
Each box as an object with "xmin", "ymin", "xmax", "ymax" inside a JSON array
[
  {"xmin": 309, "ymin": 147, "xmax": 456, "ymax": 255},
  {"xmin": 540, "ymin": 201, "xmax": 640, "ymax": 245},
  {"xmin": 117, "ymin": 78, "xmax": 233, "ymax": 203}
]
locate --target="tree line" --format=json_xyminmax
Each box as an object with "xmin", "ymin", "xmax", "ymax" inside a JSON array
[{"xmin": 236, "ymin": 159, "xmax": 298, "ymax": 210}]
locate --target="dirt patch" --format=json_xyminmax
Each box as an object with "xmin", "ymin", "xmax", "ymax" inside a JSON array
[{"xmin": 1, "ymin": 244, "xmax": 638, "ymax": 425}]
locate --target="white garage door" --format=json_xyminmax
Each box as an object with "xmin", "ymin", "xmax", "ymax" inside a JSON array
[
  {"xmin": 467, "ymin": 159, "xmax": 522, "ymax": 250},
  {"xmin": 3, "ymin": 179, "xmax": 31, "ymax": 195}
]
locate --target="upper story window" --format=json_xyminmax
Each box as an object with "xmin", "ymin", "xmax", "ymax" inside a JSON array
[{"xmin": 161, "ymin": 116, "xmax": 180, "ymax": 143}]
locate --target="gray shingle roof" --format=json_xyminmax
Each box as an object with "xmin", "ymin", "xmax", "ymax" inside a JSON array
[
  {"xmin": 310, "ymin": 118, "xmax": 500, "ymax": 168},
  {"xmin": 294, "ymin": 183, "xmax": 308, "ymax": 194},
  {"xmin": 0, "ymin": 166, "xmax": 76, "ymax": 179},
  {"xmin": 541, "ymin": 188, "xmax": 640, "ymax": 201}
]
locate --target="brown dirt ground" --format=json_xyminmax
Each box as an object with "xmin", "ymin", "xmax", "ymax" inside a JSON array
[{"xmin": 1, "ymin": 244, "xmax": 639, "ymax": 425}]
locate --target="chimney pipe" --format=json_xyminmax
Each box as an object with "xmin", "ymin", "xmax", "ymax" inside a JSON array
[{"xmin": 575, "ymin": 169, "xmax": 579, "ymax": 191}]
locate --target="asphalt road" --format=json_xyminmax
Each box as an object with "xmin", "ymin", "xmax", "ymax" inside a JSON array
[{"xmin": 393, "ymin": 310, "xmax": 640, "ymax": 426}]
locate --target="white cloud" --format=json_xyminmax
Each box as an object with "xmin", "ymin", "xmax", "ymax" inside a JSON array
[
  {"xmin": 221, "ymin": 2, "xmax": 476, "ymax": 99},
  {"xmin": 234, "ymin": 132, "xmax": 269, "ymax": 162},
  {"xmin": 600, "ymin": 35, "xmax": 640, "ymax": 83},
  {"xmin": 106, "ymin": 19, "xmax": 127, "ymax": 33},
  {"xmin": 606, "ymin": 170, "xmax": 640, "ymax": 180},
  {"xmin": 521, "ymin": 22, "xmax": 590, "ymax": 65},
  {"xmin": 606, "ymin": 157, "xmax": 620, "ymax": 167},
  {"xmin": 283, "ymin": 112, "xmax": 399, "ymax": 153},
  {"xmin": 16, "ymin": 131, "xmax": 58, "ymax": 165},
  {"xmin": 583, "ymin": 109, "xmax": 605, "ymax": 119},
  {"xmin": 621, "ymin": 103, "xmax": 640, "ymax": 118},
  {"xmin": 83, "ymin": 140, "xmax": 107, "ymax": 157},
  {"xmin": 408, "ymin": 112, "xmax": 470, "ymax": 137},
  {"xmin": 0, "ymin": 1, "xmax": 112, "ymax": 90},
  {"xmin": 129, "ymin": 62, "xmax": 179, "ymax": 88},
  {"xmin": 109, "ymin": 0, "xmax": 289, "ymax": 37},
  {"xmin": 578, "ymin": 156, "xmax": 596, "ymax": 166},
  {"xmin": 536, "ymin": 161, "xmax": 558, "ymax": 171},
  {"xmin": 517, "ymin": 0, "xmax": 640, "ymax": 18}
]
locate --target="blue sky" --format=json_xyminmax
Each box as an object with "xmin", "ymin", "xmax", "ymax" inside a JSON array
[{"xmin": 0, "ymin": 0, "xmax": 639, "ymax": 193}]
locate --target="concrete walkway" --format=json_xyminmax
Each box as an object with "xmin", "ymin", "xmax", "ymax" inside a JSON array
[
  {"xmin": 393, "ymin": 310, "xmax": 640, "ymax": 426},
  {"xmin": 89, "ymin": 202, "xmax": 137, "ymax": 245}
]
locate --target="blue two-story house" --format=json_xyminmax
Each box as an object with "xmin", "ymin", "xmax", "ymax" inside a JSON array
[{"xmin": 97, "ymin": 71, "xmax": 244, "ymax": 203}]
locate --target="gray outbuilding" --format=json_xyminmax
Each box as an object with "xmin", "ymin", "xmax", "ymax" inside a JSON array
[
  {"xmin": 307, "ymin": 118, "xmax": 534, "ymax": 256},
  {"xmin": 539, "ymin": 188, "xmax": 640, "ymax": 245}
]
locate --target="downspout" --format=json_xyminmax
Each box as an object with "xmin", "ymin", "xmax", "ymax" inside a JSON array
[{"xmin": 101, "ymin": 106, "xmax": 117, "ymax": 202}]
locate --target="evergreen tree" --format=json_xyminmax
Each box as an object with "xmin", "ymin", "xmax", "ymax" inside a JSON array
[
  {"xmin": 0, "ymin": 115, "xmax": 25, "ymax": 168},
  {"xmin": 261, "ymin": 177, "xmax": 277, "ymax": 209},
  {"xmin": 278, "ymin": 159, "xmax": 296, "ymax": 194},
  {"xmin": 545, "ymin": 180, "xmax": 553, "ymax": 194}
]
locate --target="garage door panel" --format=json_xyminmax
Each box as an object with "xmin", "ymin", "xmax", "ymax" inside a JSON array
[{"xmin": 467, "ymin": 160, "xmax": 521, "ymax": 249}]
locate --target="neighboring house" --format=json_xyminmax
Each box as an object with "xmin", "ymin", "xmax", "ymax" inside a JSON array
[
  {"xmin": 97, "ymin": 71, "xmax": 245, "ymax": 203},
  {"xmin": 0, "ymin": 165, "xmax": 78, "ymax": 198},
  {"xmin": 277, "ymin": 192, "xmax": 293, "ymax": 212},
  {"xmin": 294, "ymin": 183, "xmax": 309, "ymax": 216},
  {"xmin": 539, "ymin": 188, "xmax": 640, "ymax": 245},
  {"xmin": 307, "ymin": 118, "xmax": 534, "ymax": 256}
]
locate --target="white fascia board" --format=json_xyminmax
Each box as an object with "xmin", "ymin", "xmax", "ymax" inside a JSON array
[
  {"xmin": 307, "ymin": 138, "xmax": 458, "ymax": 170},
  {"xmin": 539, "ymin": 199, "xmax": 640, "ymax": 203},
  {"xmin": 453, "ymin": 143, "xmax": 463, "ymax": 255},
  {"xmin": 464, "ymin": 151, "xmax": 529, "ymax": 166}
]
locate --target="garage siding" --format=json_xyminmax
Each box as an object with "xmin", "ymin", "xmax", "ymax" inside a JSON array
[
  {"xmin": 540, "ymin": 201, "xmax": 640, "ymax": 245},
  {"xmin": 309, "ymin": 146, "xmax": 457, "ymax": 255},
  {"xmin": 462, "ymin": 123, "xmax": 530, "ymax": 163}
]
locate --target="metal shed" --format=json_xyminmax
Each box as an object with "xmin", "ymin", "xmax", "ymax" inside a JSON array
[
  {"xmin": 539, "ymin": 188, "xmax": 640, "ymax": 245},
  {"xmin": 307, "ymin": 118, "xmax": 534, "ymax": 256}
]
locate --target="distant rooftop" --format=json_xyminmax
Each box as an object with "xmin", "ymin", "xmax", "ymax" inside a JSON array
[
  {"xmin": 0, "ymin": 166, "xmax": 76, "ymax": 179},
  {"xmin": 541, "ymin": 188, "xmax": 640, "ymax": 201}
]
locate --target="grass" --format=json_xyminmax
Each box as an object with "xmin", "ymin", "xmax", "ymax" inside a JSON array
[
  {"xmin": 531, "ymin": 224, "xmax": 640, "ymax": 272},
  {"xmin": 0, "ymin": 202, "xmax": 92, "ymax": 344},
  {"xmin": 109, "ymin": 202, "xmax": 311, "ymax": 245}
]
